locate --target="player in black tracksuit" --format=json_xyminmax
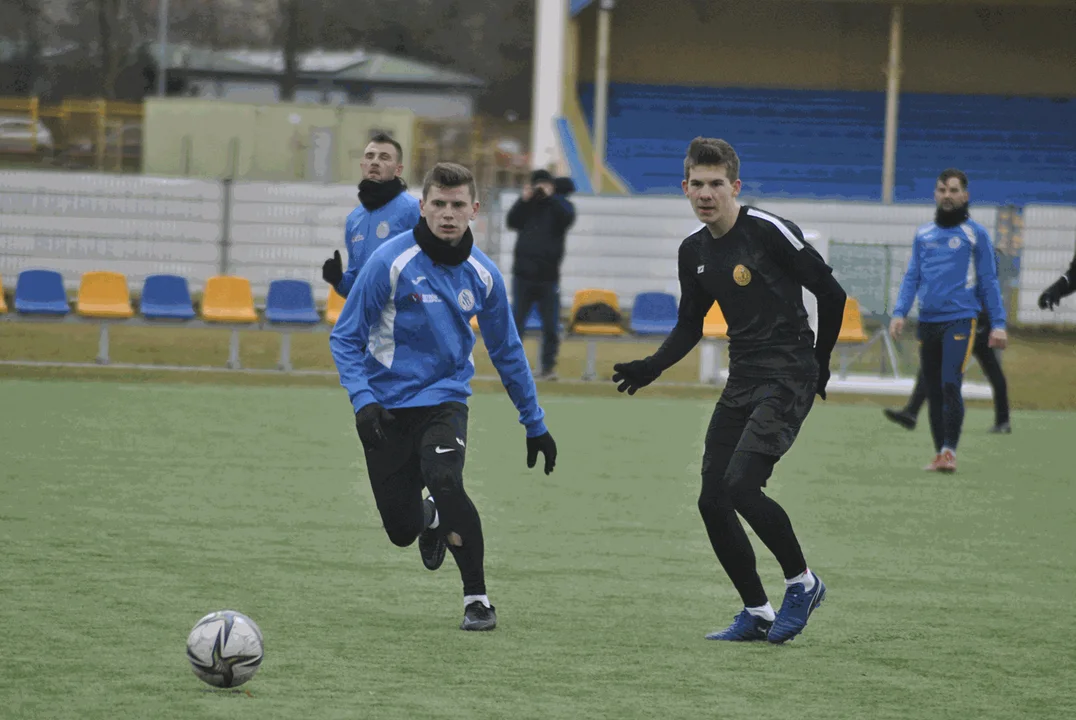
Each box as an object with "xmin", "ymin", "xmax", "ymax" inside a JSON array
[{"xmin": 612, "ymin": 138, "xmax": 847, "ymax": 645}]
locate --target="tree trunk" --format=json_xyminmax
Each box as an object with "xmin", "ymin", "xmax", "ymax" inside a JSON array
[{"xmin": 279, "ymin": 0, "xmax": 300, "ymax": 102}]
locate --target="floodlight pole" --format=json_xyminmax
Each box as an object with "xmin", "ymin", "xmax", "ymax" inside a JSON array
[
  {"xmin": 157, "ymin": 0, "xmax": 170, "ymax": 96},
  {"xmin": 881, "ymin": 3, "xmax": 903, "ymax": 204},
  {"xmin": 591, "ymin": 0, "xmax": 614, "ymax": 194}
]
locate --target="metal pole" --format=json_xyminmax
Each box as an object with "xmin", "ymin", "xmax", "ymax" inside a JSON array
[
  {"xmin": 881, "ymin": 3, "xmax": 903, "ymax": 203},
  {"xmin": 156, "ymin": 0, "xmax": 170, "ymax": 96},
  {"xmin": 591, "ymin": 0, "xmax": 614, "ymax": 193}
]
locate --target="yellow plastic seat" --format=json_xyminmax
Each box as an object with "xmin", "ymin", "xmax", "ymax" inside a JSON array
[
  {"xmin": 325, "ymin": 288, "xmax": 346, "ymax": 325},
  {"xmin": 76, "ymin": 271, "xmax": 134, "ymax": 319},
  {"xmin": 569, "ymin": 288, "xmax": 624, "ymax": 336},
  {"xmin": 0, "ymin": 274, "xmax": 7, "ymax": 313},
  {"xmin": 201, "ymin": 276, "xmax": 258, "ymax": 323},
  {"xmin": 702, "ymin": 302, "xmax": 728, "ymax": 338},
  {"xmin": 838, "ymin": 297, "xmax": 869, "ymax": 344}
]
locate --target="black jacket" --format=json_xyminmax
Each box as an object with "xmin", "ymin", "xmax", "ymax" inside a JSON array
[{"xmin": 507, "ymin": 187, "xmax": 576, "ymax": 282}]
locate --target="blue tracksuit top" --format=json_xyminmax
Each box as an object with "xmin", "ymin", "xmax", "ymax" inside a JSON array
[
  {"xmin": 329, "ymin": 231, "xmax": 548, "ymax": 438},
  {"xmin": 893, "ymin": 219, "xmax": 1007, "ymax": 330},
  {"xmin": 337, "ymin": 192, "xmax": 421, "ymax": 297}
]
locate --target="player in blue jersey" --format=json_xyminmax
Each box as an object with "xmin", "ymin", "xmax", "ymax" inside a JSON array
[
  {"xmin": 321, "ymin": 133, "xmax": 421, "ymax": 298},
  {"xmin": 330, "ymin": 162, "xmax": 558, "ymax": 631},
  {"xmin": 889, "ymin": 169, "xmax": 1008, "ymax": 473}
]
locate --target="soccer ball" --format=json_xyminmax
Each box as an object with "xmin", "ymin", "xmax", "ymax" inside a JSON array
[{"xmin": 185, "ymin": 610, "xmax": 264, "ymax": 688}]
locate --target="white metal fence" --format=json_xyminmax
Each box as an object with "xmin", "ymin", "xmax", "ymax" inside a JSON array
[{"xmin": 2, "ymin": 170, "xmax": 1074, "ymax": 326}]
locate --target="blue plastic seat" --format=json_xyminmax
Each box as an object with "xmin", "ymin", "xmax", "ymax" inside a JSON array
[
  {"xmin": 265, "ymin": 279, "xmax": 320, "ymax": 324},
  {"xmin": 630, "ymin": 292, "xmax": 677, "ymax": 335},
  {"xmin": 140, "ymin": 274, "xmax": 195, "ymax": 320},
  {"xmin": 14, "ymin": 269, "xmax": 69, "ymax": 315}
]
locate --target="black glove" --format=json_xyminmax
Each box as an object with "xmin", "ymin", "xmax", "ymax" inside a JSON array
[
  {"xmin": 611, "ymin": 358, "xmax": 661, "ymax": 395},
  {"xmin": 322, "ymin": 250, "xmax": 343, "ymax": 288},
  {"xmin": 355, "ymin": 403, "xmax": 395, "ymax": 449},
  {"xmin": 1038, "ymin": 276, "xmax": 1068, "ymax": 310},
  {"xmin": 815, "ymin": 358, "xmax": 831, "ymax": 401},
  {"xmin": 526, "ymin": 432, "xmax": 557, "ymax": 474}
]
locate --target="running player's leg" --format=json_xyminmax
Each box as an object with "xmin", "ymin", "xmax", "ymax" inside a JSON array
[
  {"xmin": 937, "ymin": 317, "xmax": 976, "ymax": 470},
  {"xmin": 416, "ymin": 402, "xmax": 495, "ymax": 630},
  {"xmin": 697, "ymin": 381, "xmax": 774, "ymax": 641},
  {"xmin": 361, "ymin": 409, "xmax": 426, "ymax": 548},
  {"xmin": 729, "ymin": 377, "xmax": 825, "ymax": 644},
  {"xmin": 919, "ymin": 323, "xmax": 947, "ymax": 463},
  {"xmin": 972, "ymin": 324, "xmax": 1010, "ymax": 431}
]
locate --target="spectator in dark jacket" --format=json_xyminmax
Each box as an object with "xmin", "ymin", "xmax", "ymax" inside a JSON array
[{"xmin": 507, "ymin": 169, "xmax": 576, "ymax": 380}]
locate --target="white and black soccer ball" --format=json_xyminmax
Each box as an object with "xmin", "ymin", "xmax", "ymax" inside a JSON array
[{"xmin": 185, "ymin": 610, "xmax": 264, "ymax": 688}]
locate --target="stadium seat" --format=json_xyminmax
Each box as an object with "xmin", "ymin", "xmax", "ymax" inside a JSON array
[
  {"xmin": 838, "ymin": 297, "xmax": 869, "ymax": 344},
  {"xmin": 837, "ymin": 296, "xmax": 871, "ymax": 378},
  {"xmin": 0, "ymin": 275, "xmax": 7, "ymax": 313},
  {"xmin": 14, "ymin": 269, "xmax": 69, "ymax": 315},
  {"xmin": 266, "ymin": 279, "xmax": 320, "ymax": 324},
  {"xmin": 325, "ymin": 288, "xmax": 346, "ymax": 325},
  {"xmin": 200, "ymin": 276, "xmax": 258, "ymax": 323},
  {"xmin": 699, "ymin": 302, "xmax": 729, "ymax": 384},
  {"xmin": 140, "ymin": 275, "xmax": 196, "ymax": 320},
  {"xmin": 569, "ymin": 289, "xmax": 624, "ymax": 336},
  {"xmin": 568, "ymin": 288, "xmax": 624, "ymax": 381},
  {"xmin": 630, "ymin": 292, "xmax": 677, "ymax": 335},
  {"xmin": 702, "ymin": 302, "xmax": 728, "ymax": 338},
  {"xmin": 76, "ymin": 271, "xmax": 134, "ymax": 319}
]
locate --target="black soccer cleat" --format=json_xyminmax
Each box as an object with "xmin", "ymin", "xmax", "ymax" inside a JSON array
[
  {"xmin": 460, "ymin": 601, "xmax": 497, "ymax": 631},
  {"xmin": 989, "ymin": 421, "xmax": 1012, "ymax": 434},
  {"xmin": 419, "ymin": 497, "xmax": 446, "ymax": 571},
  {"xmin": 883, "ymin": 408, "xmax": 917, "ymax": 431}
]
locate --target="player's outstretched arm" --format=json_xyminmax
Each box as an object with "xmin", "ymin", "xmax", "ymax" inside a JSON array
[
  {"xmin": 973, "ymin": 227, "xmax": 1007, "ymax": 348},
  {"xmin": 476, "ymin": 268, "xmax": 556, "ymax": 474},
  {"xmin": 329, "ymin": 256, "xmax": 392, "ymax": 417},
  {"xmin": 1039, "ymin": 248, "xmax": 1076, "ymax": 310},
  {"xmin": 891, "ymin": 236, "xmax": 923, "ymax": 337},
  {"xmin": 613, "ymin": 244, "xmax": 707, "ymax": 395}
]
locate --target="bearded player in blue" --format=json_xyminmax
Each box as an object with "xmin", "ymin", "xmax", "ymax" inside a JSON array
[
  {"xmin": 321, "ymin": 133, "xmax": 421, "ymax": 298},
  {"xmin": 889, "ymin": 168, "xmax": 1008, "ymax": 474},
  {"xmin": 330, "ymin": 162, "xmax": 558, "ymax": 632}
]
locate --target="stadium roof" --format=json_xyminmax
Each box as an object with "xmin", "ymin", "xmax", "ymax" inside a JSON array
[{"xmin": 151, "ymin": 44, "xmax": 484, "ymax": 89}]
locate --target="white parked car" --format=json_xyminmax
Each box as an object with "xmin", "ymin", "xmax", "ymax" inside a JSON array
[{"xmin": 0, "ymin": 116, "xmax": 55, "ymax": 153}]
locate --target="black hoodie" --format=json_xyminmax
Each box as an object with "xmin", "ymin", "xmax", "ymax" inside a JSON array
[{"xmin": 507, "ymin": 177, "xmax": 577, "ymax": 282}]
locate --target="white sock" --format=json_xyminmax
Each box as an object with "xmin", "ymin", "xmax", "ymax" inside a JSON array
[
  {"xmin": 746, "ymin": 603, "xmax": 776, "ymax": 622},
  {"xmin": 464, "ymin": 594, "xmax": 490, "ymax": 609},
  {"xmin": 786, "ymin": 569, "xmax": 815, "ymax": 592},
  {"xmin": 426, "ymin": 496, "xmax": 440, "ymax": 529},
  {"xmin": 941, "ymin": 446, "xmax": 956, "ymax": 457}
]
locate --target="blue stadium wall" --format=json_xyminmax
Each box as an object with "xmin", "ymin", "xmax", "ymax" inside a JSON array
[{"xmin": 571, "ymin": 1, "xmax": 1076, "ymax": 204}]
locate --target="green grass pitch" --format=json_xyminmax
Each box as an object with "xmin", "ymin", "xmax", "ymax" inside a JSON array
[{"xmin": 1, "ymin": 378, "xmax": 1073, "ymax": 719}]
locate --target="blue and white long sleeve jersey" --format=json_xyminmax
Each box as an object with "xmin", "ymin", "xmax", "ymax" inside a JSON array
[
  {"xmin": 338, "ymin": 193, "xmax": 421, "ymax": 297},
  {"xmin": 893, "ymin": 219, "xmax": 1007, "ymax": 329},
  {"xmin": 330, "ymin": 232, "xmax": 548, "ymax": 437}
]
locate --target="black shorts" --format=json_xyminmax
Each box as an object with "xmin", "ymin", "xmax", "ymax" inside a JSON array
[
  {"xmin": 362, "ymin": 402, "xmax": 469, "ymax": 512},
  {"xmin": 701, "ymin": 375, "xmax": 815, "ymax": 479}
]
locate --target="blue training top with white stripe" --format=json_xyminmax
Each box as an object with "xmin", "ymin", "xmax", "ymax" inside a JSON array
[
  {"xmin": 892, "ymin": 218, "xmax": 1007, "ymax": 329},
  {"xmin": 329, "ymin": 230, "xmax": 547, "ymax": 438}
]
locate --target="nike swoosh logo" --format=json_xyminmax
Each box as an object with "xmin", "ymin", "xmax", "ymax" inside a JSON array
[{"xmin": 434, "ymin": 447, "xmax": 454, "ymax": 454}]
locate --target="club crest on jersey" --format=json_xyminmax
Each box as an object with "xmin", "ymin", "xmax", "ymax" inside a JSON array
[
  {"xmin": 948, "ymin": 237, "xmax": 961, "ymax": 249},
  {"xmin": 457, "ymin": 288, "xmax": 475, "ymax": 312},
  {"xmin": 733, "ymin": 264, "xmax": 752, "ymax": 286},
  {"xmin": 376, "ymin": 221, "xmax": 391, "ymax": 239}
]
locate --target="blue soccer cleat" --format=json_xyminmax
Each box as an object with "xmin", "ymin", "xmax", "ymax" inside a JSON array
[
  {"xmin": 705, "ymin": 610, "xmax": 773, "ymax": 641},
  {"xmin": 768, "ymin": 572, "xmax": 826, "ymax": 644}
]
